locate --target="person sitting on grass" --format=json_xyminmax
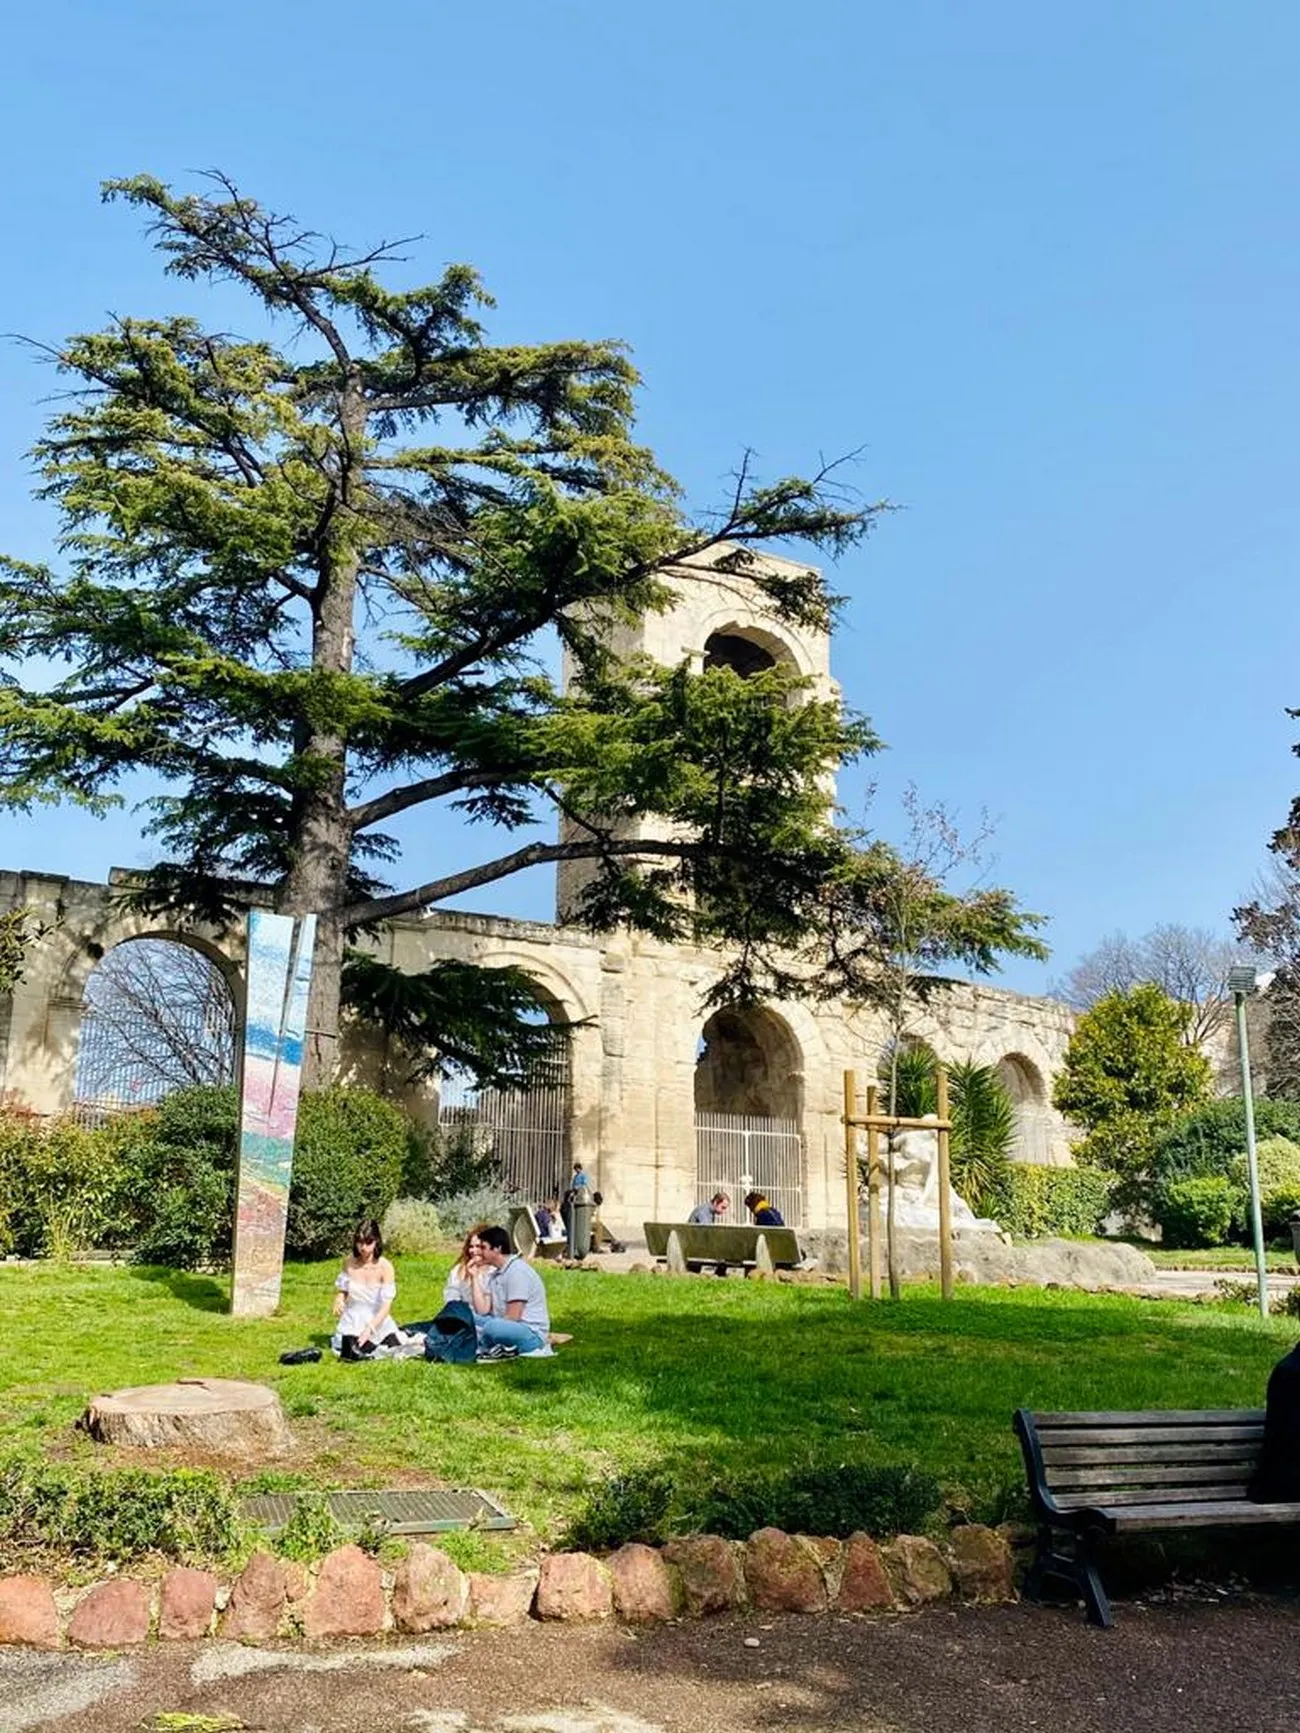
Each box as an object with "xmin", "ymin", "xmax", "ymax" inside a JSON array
[
  {"xmin": 442, "ymin": 1224, "xmax": 493, "ymax": 1305},
  {"xmin": 333, "ymin": 1219, "xmax": 407, "ymax": 1360},
  {"xmin": 466, "ymin": 1224, "xmax": 553, "ymax": 1359},
  {"xmin": 744, "ymin": 1190, "xmax": 785, "ymax": 1227}
]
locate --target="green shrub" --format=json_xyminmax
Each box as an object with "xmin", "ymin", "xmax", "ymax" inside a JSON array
[
  {"xmin": 403, "ymin": 1121, "xmax": 500, "ymax": 1202},
  {"xmin": 0, "ymin": 1457, "xmax": 243, "ymax": 1562},
  {"xmin": 380, "ymin": 1197, "xmax": 443, "ymax": 1257},
  {"xmin": 274, "ymin": 1493, "xmax": 346, "ymax": 1561},
  {"xmin": 983, "ymin": 1163, "xmax": 1114, "ymax": 1238},
  {"xmin": 1156, "ymin": 1175, "xmax": 1235, "ymax": 1248},
  {"xmin": 947, "ymin": 1061, "xmax": 1015, "ymax": 1217},
  {"xmin": 1152, "ymin": 1098, "xmax": 1300, "ymax": 1188},
  {"xmin": 691, "ymin": 1462, "xmax": 940, "ymax": 1541},
  {"xmin": 287, "ymin": 1087, "xmax": 407, "ymax": 1259},
  {"xmin": 434, "ymin": 1182, "xmax": 518, "ymax": 1239},
  {"xmin": 117, "ymin": 1085, "xmax": 239, "ymax": 1269},
  {"xmin": 1229, "ymin": 1137, "xmax": 1300, "ymax": 1238},
  {"xmin": 565, "ymin": 1468, "xmax": 675, "ymax": 1551},
  {"xmin": 564, "ymin": 1461, "xmax": 940, "ymax": 1552},
  {"xmin": 0, "ymin": 1114, "xmax": 129, "ymax": 1258}
]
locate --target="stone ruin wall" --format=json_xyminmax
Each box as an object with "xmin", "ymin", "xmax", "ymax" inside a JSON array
[{"xmin": 0, "ymin": 865, "xmax": 1079, "ymax": 1236}]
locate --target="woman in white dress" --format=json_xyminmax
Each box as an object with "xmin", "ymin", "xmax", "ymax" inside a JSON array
[{"xmin": 332, "ymin": 1219, "xmax": 406, "ymax": 1359}]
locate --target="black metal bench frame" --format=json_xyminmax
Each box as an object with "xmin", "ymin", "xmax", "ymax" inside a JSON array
[{"xmin": 1014, "ymin": 1406, "xmax": 1300, "ymax": 1627}]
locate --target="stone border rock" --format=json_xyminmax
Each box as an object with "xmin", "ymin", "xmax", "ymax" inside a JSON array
[{"xmin": 0, "ymin": 1525, "xmax": 1015, "ymax": 1649}]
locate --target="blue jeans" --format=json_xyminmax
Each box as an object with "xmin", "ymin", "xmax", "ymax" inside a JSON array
[{"xmin": 476, "ymin": 1314, "xmax": 547, "ymax": 1354}]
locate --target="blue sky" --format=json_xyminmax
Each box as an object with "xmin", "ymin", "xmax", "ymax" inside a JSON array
[{"xmin": 2, "ymin": 0, "xmax": 1298, "ymax": 995}]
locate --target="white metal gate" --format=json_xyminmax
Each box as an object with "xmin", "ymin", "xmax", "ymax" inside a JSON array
[
  {"xmin": 437, "ymin": 1068, "xmax": 571, "ymax": 1205},
  {"xmin": 695, "ymin": 1111, "xmax": 805, "ymax": 1228}
]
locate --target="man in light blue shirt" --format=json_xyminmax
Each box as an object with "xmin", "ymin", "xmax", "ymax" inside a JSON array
[
  {"xmin": 467, "ymin": 1225, "xmax": 552, "ymax": 1358},
  {"xmin": 688, "ymin": 1192, "xmax": 730, "ymax": 1225}
]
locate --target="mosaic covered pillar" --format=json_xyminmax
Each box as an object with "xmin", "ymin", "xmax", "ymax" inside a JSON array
[{"xmin": 230, "ymin": 910, "xmax": 315, "ymax": 1318}]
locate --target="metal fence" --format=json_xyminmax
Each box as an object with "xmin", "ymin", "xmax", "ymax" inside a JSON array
[
  {"xmin": 437, "ymin": 1061, "xmax": 572, "ymax": 1205},
  {"xmin": 695, "ymin": 1111, "xmax": 806, "ymax": 1228},
  {"xmin": 72, "ymin": 1000, "xmax": 237, "ymax": 1126}
]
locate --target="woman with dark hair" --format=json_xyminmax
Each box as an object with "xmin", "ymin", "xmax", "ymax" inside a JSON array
[{"xmin": 332, "ymin": 1219, "xmax": 404, "ymax": 1359}]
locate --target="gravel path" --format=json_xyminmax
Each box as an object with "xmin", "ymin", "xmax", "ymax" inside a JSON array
[{"xmin": 6, "ymin": 1594, "xmax": 1300, "ymax": 1733}]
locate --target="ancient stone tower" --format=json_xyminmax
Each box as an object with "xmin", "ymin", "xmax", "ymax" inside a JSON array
[{"xmin": 554, "ymin": 543, "xmax": 839, "ymax": 922}]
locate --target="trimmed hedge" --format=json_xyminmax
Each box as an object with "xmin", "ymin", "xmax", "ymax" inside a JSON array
[{"xmin": 984, "ymin": 1163, "xmax": 1114, "ymax": 1239}]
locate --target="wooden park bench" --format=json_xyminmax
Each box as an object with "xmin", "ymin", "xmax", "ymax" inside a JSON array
[
  {"xmin": 643, "ymin": 1220, "xmax": 803, "ymax": 1275},
  {"xmin": 1014, "ymin": 1406, "xmax": 1300, "ymax": 1627}
]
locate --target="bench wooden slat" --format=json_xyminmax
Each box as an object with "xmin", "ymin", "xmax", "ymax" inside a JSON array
[
  {"xmin": 1055, "ymin": 1483, "xmax": 1252, "ymax": 1510},
  {"xmin": 1106, "ymin": 1500, "xmax": 1300, "ymax": 1532},
  {"xmin": 1037, "ymin": 1424, "xmax": 1263, "ymax": 1448},
  {"xmin": 1031, "ymin": 1409, "xmax": 1265, "ymax": 1426},
  {"xmin": 1041, "ymin": 1441, "xmax": 1260, "ymax": 1467},
  {"xmin": 1048, "ymin": 1462, "xmax": 1254, "ymax": 1490}
]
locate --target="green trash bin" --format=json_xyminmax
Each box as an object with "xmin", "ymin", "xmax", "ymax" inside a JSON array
[{"xmin": 569, "ymin": 1198, "xmax": 593, "ymax": 1258}]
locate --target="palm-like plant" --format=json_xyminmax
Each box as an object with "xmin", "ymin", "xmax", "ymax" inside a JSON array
[
  {"xmin": 947, "ymin": 1061, "xmax": 1016, "ymax": 1216},
  {"xmin": 878, "ymin": 1041, "xmax": 938, "ymax": 1118}
]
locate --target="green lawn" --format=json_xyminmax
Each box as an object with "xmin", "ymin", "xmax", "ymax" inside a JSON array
[
  {"xmin": 0, "ymin": 1259, "xmax": 1289, "ymax": 1549},
  {"xmin": 1138, "ymin": 1245, "xmax": 1299, "ymax": 1272}
]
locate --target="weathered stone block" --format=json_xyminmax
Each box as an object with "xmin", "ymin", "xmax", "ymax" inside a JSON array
[
  {"xmin": 836, "ymin": 1533, "xmax": 894, "ymax": 1612},
  {"xmin": 0, "ymin": 1575, "xmax": 60, "ymax": 1649},
  {"xmin": 744, "ymin": 1528, "xmax": 827, "ymax": 1613},
  {"xmin": 536, "ymin": 1551, "xmax": 613, "ymax": 1621},
  {"xmin": 661, "ymin": 1535, "xmax": 746, "ymax": 1616},
  {"xmin": 947, "ymin": 1525, "xmax": 1015, "ymax": 1602},
  {"xmin": 303, "ymin": 1544, "xmax": 385, "ymax": 1639},
  {"xmin": 393, "ymin": 1542, "xmax": 469, "ymax": 1631},
  {"xmin": 68, "ymin": 1579, "xmax": 150, "ymax": 1648},
  {"xmin": 607, "ymin": 1543, "xmax": 678, "ymax": 1622},
  {"xmin": 467, "ymin": 1569, "xmax": 538, "ymax": 1626},
  {"xmin": 159, "ymin": 1567, "xmax": 217, "ymax": 1639},
  {"xmin": 221, "ymin": 1551, "xmax": 287, "ymax": 1640},
  {"xmin": 881, "ymin": 1534, "xmax": 952, "ymax": 1606}
]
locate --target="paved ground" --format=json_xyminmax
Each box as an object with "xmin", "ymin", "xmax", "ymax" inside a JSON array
[{"xmin": 6, "ymin": 1594, "xmax": 1300, "ymax": 1733}]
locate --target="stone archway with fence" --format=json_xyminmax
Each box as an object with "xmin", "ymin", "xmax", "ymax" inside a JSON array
[{"xmin": 693, "ymin": 1003, "xmax": 808, "ymax": 1227}]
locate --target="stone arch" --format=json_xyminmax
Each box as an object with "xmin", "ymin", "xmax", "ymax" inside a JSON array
[
  {"xmin": 691, "ymin": 606, "xmax": 818, "ymax": 680},
  {"xmin": 996, "ymin": 1051, "xmax": 1054, "ymax": 1164},
  {"xmin": 694, "ymin": 1003, "xmax": 804, "ymax": 1120},
  {"xmin": 74, "ymin": 932, "xmax": 241, "ymax": 1115}
]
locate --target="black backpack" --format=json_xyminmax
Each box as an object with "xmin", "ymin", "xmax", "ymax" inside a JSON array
[{"xmin": 423, "ymin": 1300, "xmax": 479, "ymax": 1365}]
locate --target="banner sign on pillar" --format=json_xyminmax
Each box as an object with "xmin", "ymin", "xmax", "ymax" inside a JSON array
[{"xmin": 230, "ymin": 909, "xmax": 316, "ymax": 1318}]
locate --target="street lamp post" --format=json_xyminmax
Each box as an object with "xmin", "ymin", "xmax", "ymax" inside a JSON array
[{"xmin": 1228, "ymin": 965, "xmax": 1273, "ymax": 1321}]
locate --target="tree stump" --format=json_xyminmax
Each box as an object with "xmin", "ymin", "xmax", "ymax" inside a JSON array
[{"xmin": 81, "ymin": 1379, "xmax": 294, "ymax": 1457}]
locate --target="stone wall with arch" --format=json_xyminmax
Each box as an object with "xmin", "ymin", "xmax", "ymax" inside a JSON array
[{"xmin": 1, "ymin": 864, "xmax": 1082, "ymax": 1232}]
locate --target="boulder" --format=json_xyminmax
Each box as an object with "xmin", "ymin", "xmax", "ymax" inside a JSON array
[
  {"xmin": 836, "ymin": 1533, "xmax": 894, "ymax": 1612},
  {"xmin": 607, "ymin": 1543, "xmax": 679, "ymax": 1622},
  {"xmin": 393, "ymin": 1543, "xmax": 470, "ymax": 1632},
  {"xmin": 159, "ymin": 1567, "xmax": 217, "ymax": 1640},
  {"xmin": 303, "ymin": 1545, "xmax": 385, "ymax": 1639},
  {"xmin": 743, "ymin": 1528, "xmax": 827, "ymax": 1614},
  {"xmin": 81, "ymin": 1378, "xmax": 293, "ymax": 1457},
  {"xmin": 467, "ymin": 1569, "xmax": 538, "ymax": 1626},
  {"xmin": 947, "ymin": 1525, "xmax": 1015, "ymax": 1602},
  {"xmin": 536, "ymin": 1552, "xmax": 613, "ymax": 1621},
  {"xmin": 661, "ymin": 1535, "xmax": 746, "ymax": 1616},
  {"xmin": 221, "ymin": 1551, "xmax": 287, "ymax": 1640},
  {"xmin": 67, "ymin": 1579, "xmax": 150, "ymax": 1648},
  {"xmin": 0, "ymin": 1576, "xmax": 60, "ymax": 1649},
  {"xmin": 881, "ymin": 1534, "xmax": 952, "ymax": 1606}
]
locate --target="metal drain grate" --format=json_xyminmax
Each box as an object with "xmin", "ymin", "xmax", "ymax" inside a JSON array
[{"xmin": 241, "ymin": 1488, "xmax": 517, "ymax": 1535}]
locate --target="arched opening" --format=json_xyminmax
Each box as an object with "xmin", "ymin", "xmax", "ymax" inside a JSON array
[
  {"xmin": 74, "ymin": 936, "xmax": 238, "ymax": 1122},
  {"xmin": 434, "ymin": 994, "xmax": 574, "ymax": 1206},
  {"xmin": 996, "ymin": 1052, "xmax": 1052, "ymax": 1164},
  {"xmin": 694, "ymin": 1005, "xmax": 805, "ymax": 1225},
  {"xmin": 703, "ymin": 631, "xmax": 779, "ymax": 678}
]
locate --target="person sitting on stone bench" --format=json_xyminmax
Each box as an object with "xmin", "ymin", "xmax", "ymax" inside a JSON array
[
  {"xmin": 744, "ymin": 1190, "xmax": 785, "ymax": 1227},
  {"xmin": 689, "ymin": 1191, "xmax": 731, "ymax": 1225}
]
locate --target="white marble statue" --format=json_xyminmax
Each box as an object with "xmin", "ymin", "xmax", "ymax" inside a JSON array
[{"xmin": 869, "ymin": 1119, "xmax": 1003, "ymax": 1235}]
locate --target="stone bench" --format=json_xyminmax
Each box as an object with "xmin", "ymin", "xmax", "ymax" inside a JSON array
[{"xmin": 643, "ymin": 1221, "xmax": 803, "ymax": 1273}]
